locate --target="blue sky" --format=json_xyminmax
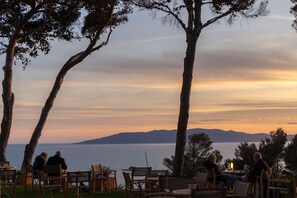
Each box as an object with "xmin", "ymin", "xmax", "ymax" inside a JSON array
[{"xmin": 3, "ymin": 0, "xmax": 297, "ymax": 143}]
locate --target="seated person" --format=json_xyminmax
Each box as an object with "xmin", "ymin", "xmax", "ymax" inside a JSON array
[
  {"xmin": 241, "ymin": 164, "xmax": 251, "ymax": 182},
  {"xmin": 203, "ymin": 154, "xmax": 227, "ymax": 183},
  {"xmin": 33, "ymin": 152, "xmax": 48, "ymax": 178},
  {"xmin": 46, "ymin": 151, "xmax": 68, "ymax": 176}
]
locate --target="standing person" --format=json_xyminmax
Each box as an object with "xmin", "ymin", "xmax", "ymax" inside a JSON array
[
  {"xmin": 33, "ymin": 152, "xmax": 48, "ymax": 172},
  {"xmin": 46, "ymin": 151, "xmax": 68, "ymax": 170}
]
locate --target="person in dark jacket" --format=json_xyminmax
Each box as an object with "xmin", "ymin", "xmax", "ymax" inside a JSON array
[
  {"xmin": 247, "ymin": 152, "xmax": 269, "ymax": 182},
  {"xmin": 33, "ymin": 152, "xmax": 48, "ymax": 172},
  {"xmin": 46, "ymin": 151, "xmax": 68, "ymax": 170}
]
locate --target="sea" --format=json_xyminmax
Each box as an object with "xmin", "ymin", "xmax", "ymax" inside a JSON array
[{"xmin": 6, "ymin": 142, "xmax": 251, "ymax": 185}]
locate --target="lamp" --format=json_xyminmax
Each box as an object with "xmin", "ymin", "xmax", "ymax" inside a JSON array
[{"xmin": 230, "ymin": 162, "xmax": 234, "ymax": 170}]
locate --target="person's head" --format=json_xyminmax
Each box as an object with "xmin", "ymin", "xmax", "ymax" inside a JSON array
[
  {"xmin": 40, "ymin": 152, "xmax": 48, "ymax": 160},
  {"xmin": 253, "ymin": 152, "xmax": 262, "ymax": 162},
  {"xmin": 55, "ymin": 151, "xmax": 61, "ymax": 157},
  {"xmin": 243, "ymin": 164, "xmax": 250, "ymax": 173},
  {"xmin": 209, "ymin": 154, "xmax": 217, "ymax": 163}
]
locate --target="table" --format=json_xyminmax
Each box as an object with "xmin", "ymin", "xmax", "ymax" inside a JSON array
[{"xmin": 223, "ymin": 170, "xmax": 245, "ymax": 176}]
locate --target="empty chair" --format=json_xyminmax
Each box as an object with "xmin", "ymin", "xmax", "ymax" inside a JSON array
[
  {"xmin": 131, "ymin": 166, "xmax": 152, "ymax": 182},
  {"xmin": 66, "ymin": 171, "xmax": 92, "ymax": 198},
  {"xmin": 91, "ymin": 164, "xmax": 111, "ymax": 192},
  {"xmin": 38, "ymin": 165, "xmax": 64, "ymax": 198},
  {"xmin": 123, "ymin": 171, "xmax": 152, "ymax": 198},
  {"xmin": 193, "ymin": 172, "xmax": 208, "ymax": 188},
  {"xmin": 226, "ymin": 180, "xmax": 250, "ymax": 198},
  {"xmin": 0, "ymin": 169, "xmax": 17, "ymax": 198},
  {"xmin": 24, "ymin": 164, "xmax": 40, "ymax": 192}
]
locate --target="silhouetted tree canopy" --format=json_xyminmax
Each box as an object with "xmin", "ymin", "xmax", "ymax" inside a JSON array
[
  {"xmin": 0, "ymin": 0, "xmax": 81, "ymax": 66},
  {"xmin": 259, "ymin": 128, "xmax": 287, "ymax": 171},
  {"xmin": 133, "ymin": 0, "xmax": 269, "ymax": 176},
  {"xmin": 284, "ymin": 134, "xmax": 297, "ymax": 173}
]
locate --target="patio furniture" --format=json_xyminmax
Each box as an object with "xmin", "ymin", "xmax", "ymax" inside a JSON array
[
  {"xmin": 132, "ymin": 167, "xmax": 152, "ymax": 182},
  {"xmin": 123, "ymin": 171, "xmax": 152, "ymax": 198},
  {"xmin": 24, "ymin": 164, "xmax": 40, "ymax": 192},
  {"xmin": 193, "ymin": 172, "xmax": 208, "ymax": 188},
  {"xmin": 0, "ymin": 169, "xmax": 17, "ymax": 198},
  {"xmin": 38, "ymin": 165, "xmax": 65, "ymax": 198},
  {"xmin": 66, "ymin": 171, "xmax": 92, "ymax": 198},
  {"xmin": 91, "ymin": 164, "xmax": 116, "ymax": 192},
  {"xmin": 226, "ymin": 180, "xmax": 250, "ymax": 198}
]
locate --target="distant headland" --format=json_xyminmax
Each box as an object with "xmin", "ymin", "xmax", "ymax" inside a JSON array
[{"xmin": 76, "ymin": 128, "xmax": 294, "ymax": 144}]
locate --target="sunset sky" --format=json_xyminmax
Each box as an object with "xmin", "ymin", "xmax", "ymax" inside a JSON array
[{"xmin": 3, "ymin": 0, "xmax": 297, "ymax": 143}]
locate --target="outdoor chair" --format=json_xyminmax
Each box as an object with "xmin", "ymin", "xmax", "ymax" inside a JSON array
[
  {"xmin": 226, "ymin": 180, "xmax": 250, "ymax": 198},
  {"xmin": 131, "ymin": 166, "xmax": 152, "ymax": 182},
  {"xmin": 24, "ymin": 164, "xmax": 40, "ymax": 192},
  {"xmin": 38, "ymin": 164, "xmax": 64, "ymax": 198},
  {"xmin": 123, "ymin": 171, "xmax": 152, "ymax": 198},
  {"xmin": 91, "ymin": 164, "xmax": 116, "ymax": 192},
  {"xmin": 66, "ymin": 171, "xmax": 92, "ymax": 198},
  {"xmin": 193, "ymin": 171, "xmax": 208, "ymax": 188},
  {"xmin": 0, "ymin": 169, "xmax": 17, "ymax": 198},
  {"xmin": 256, "ymin": 169, "xmax": 270, "ymax": 198}
]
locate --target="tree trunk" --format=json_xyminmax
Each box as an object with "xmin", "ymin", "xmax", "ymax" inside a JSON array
[
  {"xmin": 21, "ymin": 54, "xmax": 87, "ymax": 170},
  {"xmin": 0, "ymin": 37, "xmax": 17, "ymax": 162},
  {"xmin": 21, "ymin": 2, "xmax": 115, "ymax": 169},
  {"xmin": 173, "ymin": 32, "xmax": 199, "ymax": 176}
]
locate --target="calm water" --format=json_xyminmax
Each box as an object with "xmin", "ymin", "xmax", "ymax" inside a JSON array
[{"xmin": 6, "ymin": 142, "xmax": 244, "ymax": 185}]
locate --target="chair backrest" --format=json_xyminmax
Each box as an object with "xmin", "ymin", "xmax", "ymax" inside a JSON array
[
  {"xmin": 259, "ymin": 169, "xmax": 270, "ymax": 198},
  {"xmin": 91, "ymin": 164, "xmax": 103, "ymax": 174},
  {"xmin": 123, "ymin": 172, "xmax": 132, "ymax": 190},
  {"xmin": 67, "ymin": 171, "xmax": 91, "ymax": 185},
  {"xmin": 195, "ymin": 172, "xmax": 208, "ymax": 187},
  {"xmin": 191, "ymin": 188, "xmax": 226, "ymax": 198},
  {"xmin": 233, "ymin": 180, "xmax": 250, "ymax": 197},
  {"xmin": 131, "ymin": 166, "xmax": 152, "ymax": 181},
  {"xmin": 45, "ymin": 164, "xmax": 62, "ymax": 176}
]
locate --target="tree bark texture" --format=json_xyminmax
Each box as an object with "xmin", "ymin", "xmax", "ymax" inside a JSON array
[
  {"xmin": 173, "ymin": 32, "xmax": 199, "ymax": 176},
  {"xmin": 0, "ymin": 37, "xmax": 17, "ymax": 162}
]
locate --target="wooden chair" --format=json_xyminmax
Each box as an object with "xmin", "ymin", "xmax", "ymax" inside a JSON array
[
  {"xmin": 206, "ymin": 168, "xmax": 218, "ymax": 188},
  {"xmin": 123, "ymin": 171, "xmax": 151, "ymax": 198},
  {"xmin": 66, "ymin": 171, "xmax": 92, "ymax": 198},
  {"xmin": 191, "ymin": 188, "xmax": 226, "ymax": 198},
  {"xmin": 226, "ymin": 180, "xmax": 250, "ymax": 198},
  {"xmin": 193, "ymin": 171, "xmax": 208, "ymax": 188},
  {"xmin": 24, "ymin": 164, "xmax": 40, "ymax": 192},
  {"xmin": 0, "ymin": 169, "xmax": 17, "ymax": 198},
  {"xmin": 255, "ymin": 169, "xmax": 270, "ymax": 198},
  {"xmin": 38, "ymin": 165, "xmax": 64, "ymax": 198},
  {"xmin": 91, "ymin": 164, "xmax": 115, "ymax": 192},
  {"xmin": 132, "ymin": 166, "xmax": 152, "ymax": 182}
]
